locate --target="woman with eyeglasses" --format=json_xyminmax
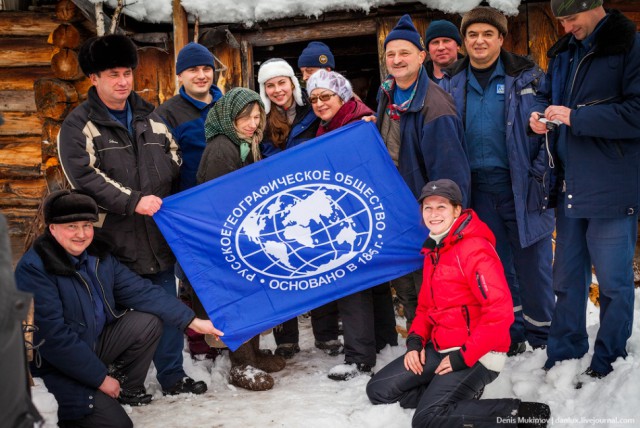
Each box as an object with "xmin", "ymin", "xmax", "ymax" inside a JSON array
[
  {"xmin": 306, "ymin": 69, "xmax": 374, "ymax": 136},
  {"xmin": 257, "ymin": 58, "xmax": 320, "ymax": 158},
  {"xmin": 304, "ymin": 70, "xmax": 398, "ymax": 382}
]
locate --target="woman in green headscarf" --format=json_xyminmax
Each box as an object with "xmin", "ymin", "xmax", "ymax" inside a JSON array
[
  {"xmin": 197, "ymin": 87, "xmax": 266, "ymax": 183},
  {"xmin": 196, "ymin": 88, "xmax": 286, "ymax": 391}
]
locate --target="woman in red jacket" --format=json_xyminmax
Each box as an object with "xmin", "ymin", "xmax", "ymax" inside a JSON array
[{"xmin": 366, "ymin": 179, "xmax": 550, "ymax": 428}]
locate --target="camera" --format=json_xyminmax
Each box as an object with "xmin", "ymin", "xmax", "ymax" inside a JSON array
[{"xmin": 537, "ymin": 113, "xmax": 562, "ymax": 131}]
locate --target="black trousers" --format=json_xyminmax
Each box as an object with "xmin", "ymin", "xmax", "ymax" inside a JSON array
[
  {"xmin": 337, "ymin": 282, "xmax": 398, "ymax": 366},
  {"xmin": 366, "ymin": 343, "xmax": 519, "ymax": 428},
  {"xmin": 59, "ymin": 311, "xmax": 162, "ymax": 428},
  {"xmin": 390, "ymin": 269, "xmax": 423, "ymax": 330},
  {"xmin": 273, "ymin": 301, "xmax": 340, "ymax": 345}
]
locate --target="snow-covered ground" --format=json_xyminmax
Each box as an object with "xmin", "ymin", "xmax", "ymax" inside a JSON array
[{"xmin": 33, "ymin": 289, "xmax": 640, "ymax": 427}]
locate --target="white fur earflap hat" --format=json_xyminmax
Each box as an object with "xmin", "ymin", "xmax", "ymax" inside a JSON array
[{"xmin": 257, "ymin": 58, "xmax": 304, "ymax": 114}]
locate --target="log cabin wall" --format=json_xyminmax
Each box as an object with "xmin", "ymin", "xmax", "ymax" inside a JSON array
[{"xmin": 0, "ymin": 8, "xmax": 58, "ymax": 264}]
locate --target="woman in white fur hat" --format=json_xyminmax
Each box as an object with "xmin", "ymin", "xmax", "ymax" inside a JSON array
[{"xmin": 257, "ymin": 58, "xmax": 320, "ymax": 158}]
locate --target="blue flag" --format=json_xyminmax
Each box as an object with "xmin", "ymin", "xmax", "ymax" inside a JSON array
[{"xmin": 154, "ymin": 121, "xmax": 426, "ymax": 350}]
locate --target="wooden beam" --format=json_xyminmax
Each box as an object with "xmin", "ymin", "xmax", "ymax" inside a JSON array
[
  {"xmin": 0, "ymin": 112, "xmax": 43, "ymax": 137},
  {"xmin": 0, "ymin": 67, "xmax": 54, "ymax": 91},
  {"xmin": 527, "ymin": 2, "xmax": 559, "ymax": 72},
  {"xmin": 70, "ymin": 0, "xmax": 123, "ymax": 34},
  {"xmin": 173, "ymin": 0, "xmax": 189, "ymax": 94},
  {"xmin": 244, "ymin": 19, "xmax": 377, "ymax": 47},
  {"xmin": 240, "ymin": 40, "xmax": 254, "ymax": 90},
  {"xmin": 0, "ymin": 38, "xmax": 53, "ymax": 68},
  {"xmin": 0, "ymin": 12, "xmax": 59, "ymax": 36},
  {"xmin": 0, "ymin": 91, "xmax": 37, "ymax": 112},
  {"xmin": 0, "ymin": 179, "xmax": 46, "ymax": 207}
]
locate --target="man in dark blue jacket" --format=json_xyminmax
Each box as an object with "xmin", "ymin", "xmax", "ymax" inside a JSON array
[
  {"xmin": 15, "ymin": 190, "xmax": 223, "ymax": 428},
  {"xmin": 440, "ymin": 6, "xmax": 555, "ymax": 356},
  {"xmin": 155, "ymin": 42, "xmax": 223, "ymax": 359},
  {"xmin": 530, "ymin": 0, "xmax": 640, "ymax": 380},
  {"xmin": 374, "ymin": 14, "xmax": 470, "ymax": 340}
]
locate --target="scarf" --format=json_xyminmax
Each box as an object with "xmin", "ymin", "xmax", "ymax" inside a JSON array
[
  {"xmin": 204, "ymin": 87, "xmax": 265, "ymax": 162},
  {"xmin": 380, "ymin": 67, "xmax": 421, "ymax": 121}
]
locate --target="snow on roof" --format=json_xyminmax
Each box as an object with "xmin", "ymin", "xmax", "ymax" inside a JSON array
[{"xmin": 89, "ymin": 0, "xmax": 523, "ymax": 25}]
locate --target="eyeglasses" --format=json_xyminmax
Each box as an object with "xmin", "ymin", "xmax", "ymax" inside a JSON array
[{"xmin": 309, "ymin": 93, "xmax": 338, "ymax": 104}]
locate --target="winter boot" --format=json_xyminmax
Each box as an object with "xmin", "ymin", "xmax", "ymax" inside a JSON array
[
  {"xmin": 118, "ymin": 386, "xmax": 152, "ymax": 406},
  {"xmin": 328, "ymin": 362, "xmax": 372, "ymax": 381},
  {"xmin": 274, "ymin": 343, "xmax": 300, "ymax": 359},
  {"xmin": 250, "ymin": 336, "xmax": 286, "ymax": 373},
  {"xmin": 229, "ymin": 337, "xmax": 276, "ymax": 391},
  {"xmin": 508, "ymin": 341, "xmax": 527, "ymax": 357},
  {"xmin": 229, "ymin": 365, "xmax": 274, "ymax": 391},
  {"xmin": 517, "ymin": 401, "xmax": 550, "ymax": 428},
  {"xmin": 315, "ymin": 339, "xmax": 343, "ymax": 356}
]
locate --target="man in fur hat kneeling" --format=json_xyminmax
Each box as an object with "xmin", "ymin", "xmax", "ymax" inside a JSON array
[{"xmin": 15, "ymin": 190, "xmax": 223, "ymax": 428}]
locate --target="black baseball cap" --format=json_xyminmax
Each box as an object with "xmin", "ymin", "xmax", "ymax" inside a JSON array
[{"xmin": 418, "ymin": 179, "xmax": 463, "ymax": 205}]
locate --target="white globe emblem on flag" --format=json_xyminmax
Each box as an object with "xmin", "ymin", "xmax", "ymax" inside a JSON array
[{"xmin": 236, "ymin": 184, "xmax": 373, "ymax": 279}]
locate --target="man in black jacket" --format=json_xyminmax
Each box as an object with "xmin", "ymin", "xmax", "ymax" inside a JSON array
[
  {"xmin": 57, "ymin": 34, "xmax": 205, "ymax": 395},
  {"xmin": 15, "ymin": 190, "xmax": 222, "ymax": 428}
]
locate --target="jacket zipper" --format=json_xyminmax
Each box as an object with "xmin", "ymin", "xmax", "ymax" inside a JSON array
[
  {"xmin": 74, "ymin": 272, "xmax": 97, "ymax": 350},
  {"xmin": 576, "ymin": 96, "xmax": 616, "ymax": 108},
  {"xmin": 462, "ymin": 305, "xmax": 471, "ymax": 336},
  {"xmin": 476, "ymin": 272, "xmax": 488, "ymax": 299},
  {"xmin": 94, "ymin": 259, "xmax": 126, "ymax": 319},
  {"xmin": 568, "ymin": 52, "xmax": 594, "ymax": 101}
]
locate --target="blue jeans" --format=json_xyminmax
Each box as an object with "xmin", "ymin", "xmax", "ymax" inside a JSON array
[
  {"xmin": 142, "ymin": 266, "xmax": 186, "ymax": 389},
  {"xmin": 545, "ymin": 193, "xmax": 637, "ymax": 374},
  {"xmin": 366, "ymin": 343, "xmax": 519, "ymax": 428},
  {"xmin": 472, "ymin": 187, "xmax": 554, "ymax": 346}
]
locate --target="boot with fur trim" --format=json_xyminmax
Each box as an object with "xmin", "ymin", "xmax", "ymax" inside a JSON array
[
  {"xmin": 251, "ymin": 335, "xmax": 286, "ymax": 373},
  {"xmin": 228, "ymin": 337, "xmax": 276, "ymax": 391}
]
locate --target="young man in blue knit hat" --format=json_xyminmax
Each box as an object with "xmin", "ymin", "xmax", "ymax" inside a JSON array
[
  {"xmin": 155, "ymin": 42, "xmax": 224, "ymax": 360},
  {"xmin": 424, "ymin": 19, "xmax": 463, "ymax": 83},
  {"xmin": 298, "ymin": 41, "xmax": 335, "ymax": 82},
  {"xmin": 440, "ymin": 6, "xmax": 555, "ymax": 358}
]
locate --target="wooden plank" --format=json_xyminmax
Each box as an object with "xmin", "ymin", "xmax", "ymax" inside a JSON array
[
  {"xmin": 173, "ymin": 0, "xmax": 189, "ymax": 95},
  {"xmin": 214, "ymin": 43, "xmax": 241, "ymax": 94},
  {"xmin": 0, "ymin": 11, "xmax": 59, "ymax": 36},
  {"xmin": 0, "ymin": 136, "xmax": 42, "ymax": 178},
  {"xmin": 240, "ymin": 40, "xmax": 254, "ymax": 90},
  {"xmin": 527, "ymin": 3, "xmax": 560, "ymax": 73},
  {"xmin": 134, "ymin": 48, "xmax": 176, "ymax": 106},
  {"xmin": 0, "ymin": 67, "xmax": 54, "ymax": 91},
  {"xmin": 244, "ymin": 19, "xmax": 377, "ymax": 47},
  {"xmin": 0, "ymin": 90, "xmax": 37, "ymax": 112},
  {"xmin": 0, "ymin": 38, "xmax": 53, "ymax": 68},
  {"xmin": 504, "ymin": 8, "xmax": 529, "ymax": 57},
  {"xmin": 376, "ymin": 17, "xmax": 397, "ymax": 83},
  {"xmin": 0, "ymin": 112, "xmax": 42, "ymax": 137}
]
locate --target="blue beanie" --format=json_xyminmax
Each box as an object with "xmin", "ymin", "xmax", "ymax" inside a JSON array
[
  {"xmin": 298, "ymin": 41, "xmax": 335, "ymax": 69},
  {"xmin": 384, "ymin": 14, "xmax": 424, "ymax": 51},
  {"xmin": 176, "ymin": 42, "xmax": 214, "ymax": 75},
  {"xmin": 424, "ymin": 20, "xmax": 461, "ymax": 46}
]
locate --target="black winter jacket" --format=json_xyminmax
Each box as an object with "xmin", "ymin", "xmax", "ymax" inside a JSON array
[{"xmin": 58, "ymin": 87, "xmax": 181, "ymax": 274}]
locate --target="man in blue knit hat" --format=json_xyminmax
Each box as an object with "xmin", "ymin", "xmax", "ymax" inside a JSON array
[
  {"xmin": 424, "ymin": 19, "xmax": 463, "ymax": 83},
  {"xmin": 327, "ymin": 14, "xmax": 469, "ymax": 382},
  {"xmin": 298, "ymin": 41, "xmax": 335, "ymax": 81},
  {"xmin": 155, "ymin": 42, "xmax": 224, "ymax": 361}
]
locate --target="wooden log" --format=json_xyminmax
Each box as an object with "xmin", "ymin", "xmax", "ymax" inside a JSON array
[
  {"xmin": 0, "ymin": 136, "xmax": 42, "ymax": 178},
  {"xmin": 0, "ymin": 178, "xmax": 46, "ymax": 207},
  {"xmin": 0, "ymin": 112, "xmax": 42, "ymax": 137},
  {"xmin": 0, "ymin": 67, "xmax": 54, "ymax": 91},
  {"xmin": 173, "ymin": 0, "xmax": 189, "ymax": 95},
  {"xmin": 34, "ymin": 78, "xmax": 79, "ymax": 120},
  {"xmin": 0, "ymin": 12, "xmax": 59, "ymax": 37},
  {"xmin": 0, "ymin": 91, "xmax": 37, "ymax": 112},
  {"xmin": 51, "ymin": 48, "xmax": 84, "ymax": 80},
  {"xmin": 0, "ymin": 38, "xmax": 53, "ymax": 68},
  {"xmin": 50, "ymin": 23, "xmax": 82, "ymax": 49},
  {"xmin": 240, "ymin": 41, "xmax": 254, "ymax": 91},
  {"xmin": 56, "ymin": 0, "xmax": 82, "ymax": 22},
  {"xmin": 73, "ymin": 77, "xmax": 92, "ymax": 101},
  {"xmin": 42, "ymin": 119, "xmax": 63, "ymax": 163}
]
